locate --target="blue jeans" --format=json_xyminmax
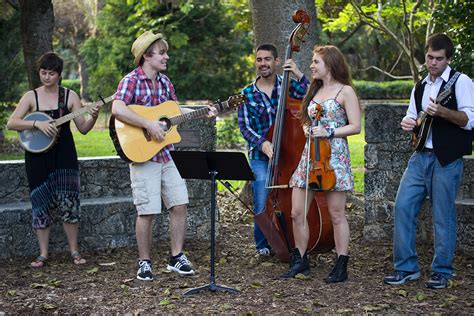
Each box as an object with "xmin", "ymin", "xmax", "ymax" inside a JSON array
[
  {"xmin": 250, "ymin": 159, "xmax": 270, "ymax": 250},
  {"xmin": 393, "ymin": 152, "xmax": 463, "ymax": 277}
]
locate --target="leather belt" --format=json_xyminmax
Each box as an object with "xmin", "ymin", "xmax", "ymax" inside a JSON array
[{"xmin": 420, "ymin": 147, "xmax": 434, "ymax": 153}]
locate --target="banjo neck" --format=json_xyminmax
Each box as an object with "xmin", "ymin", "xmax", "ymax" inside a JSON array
[{"xmin": 53, "ymin": 95, "xmax": 114, "ymax": 127}]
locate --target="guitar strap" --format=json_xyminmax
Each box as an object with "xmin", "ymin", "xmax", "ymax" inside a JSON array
[
  {"xmin": 57, "ymin": 87, "xmax": 71, "ymax": 117},
  {"xmin": 415, "ymin": 69, "xmax": 460, "ymax": 113}
]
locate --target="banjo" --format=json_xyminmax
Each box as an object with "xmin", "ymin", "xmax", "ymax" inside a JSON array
[{"xmin": 19, "ymin": 95, "xmax": 114, "ymax": 153}]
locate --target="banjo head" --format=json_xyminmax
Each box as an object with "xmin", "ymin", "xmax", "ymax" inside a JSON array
[{"xmin": 19, "ymin": 112, "xmax": 55, "ymax": 153}]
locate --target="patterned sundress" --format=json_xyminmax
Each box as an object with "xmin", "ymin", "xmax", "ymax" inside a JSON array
[
  {"xmin": 289, "ymin": 90, "xmax": 354, "ymax": 192},
  {"xmin": 25, "ymin": 87, "xmax": 81, "ymax": 229}
]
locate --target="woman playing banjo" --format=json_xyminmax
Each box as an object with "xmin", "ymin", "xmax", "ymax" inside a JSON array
[{"xmin": 7, "ymin": 52, "xmax": 101, "ymax": 268}]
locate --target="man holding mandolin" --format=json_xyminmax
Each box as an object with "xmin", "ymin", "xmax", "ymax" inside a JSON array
[
  {"xmin": 111, "ymin": 31, "xmax": 217, "ymax": 281},
  {"xmin": 384, "ymin": 34, "xmax": 474, "ymax": 289}
]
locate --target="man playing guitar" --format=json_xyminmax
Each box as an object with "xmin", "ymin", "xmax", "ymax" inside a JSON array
[{"xmin": 111, "ymin": 31, "xmax": 217, "ymax": 281}]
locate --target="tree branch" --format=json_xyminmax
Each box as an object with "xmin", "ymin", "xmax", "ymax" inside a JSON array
[
  {"xmin": 336, "ymin": 22, "xmax": 364, "ymax": 47},
  {"xmin": 358, "ymin": 65, "xmax": 413, "ymax": 79},
  {"xmin": 5, "ymin": 0, "xmax": 19, "ymax": 10}
]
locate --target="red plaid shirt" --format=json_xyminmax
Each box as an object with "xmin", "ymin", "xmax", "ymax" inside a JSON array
[{"xmin": 114, "ymin": 66, "xmax": 177, "ymax": 163}]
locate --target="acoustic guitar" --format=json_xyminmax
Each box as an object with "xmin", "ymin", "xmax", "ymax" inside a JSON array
[
  {"xmin": 109, "ymin": 95, "xmax": 245, "ymax": 163},
  {"xmin": 19, "ymin": 95, "xmax": 113, "ymax": 153},
  {"xmin": 411, "ymin": 87, "xmax": 453, "ymax": 151}
]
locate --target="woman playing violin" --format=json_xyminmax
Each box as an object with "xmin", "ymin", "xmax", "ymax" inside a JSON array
[{"xmin": 281, "ymin": 45, "xmax": 361, "ymax": 282}]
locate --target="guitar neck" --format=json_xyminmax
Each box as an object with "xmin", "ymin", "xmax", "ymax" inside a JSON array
[
  {"xmin": 54, "ymin": 95, "xmax": 114, "ymax": 127},
  {"xmin": 169, "ymin": 100, "xmax": 230, "ymax": 126}
]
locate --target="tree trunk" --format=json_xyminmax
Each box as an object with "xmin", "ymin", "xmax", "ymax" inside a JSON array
[
  {"xmin": 78, "ymin": 57, "xmax": 90, "ymax": 101},
  {"xmin": 19, "ymin": 0, "xmax": 54, "ymax": 89},
  {"xmin": 250, "ymin": 0, "xmax": 318, "ymax": 77}
]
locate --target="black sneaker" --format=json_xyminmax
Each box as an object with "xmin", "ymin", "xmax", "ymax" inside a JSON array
[
  {"xmin": 383, "ymin": 270, "xmax": 420, "ymax": 285},
  {"xmin": 167, "ymin": 253, "xmax": 195, "ymax": 276},
  {"xmin": 426, "ymin": 272, "xmax": 449, "ymax": 289},
  {"xmin": 137, "ymin": 260, "xmax": 153, "ymax": 281}
]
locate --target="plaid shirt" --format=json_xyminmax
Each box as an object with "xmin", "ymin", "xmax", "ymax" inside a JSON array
[
  {"xmin": 238, "ymin": 74, "xmax": 309, "ymax": 160},
  {"xmin": 114, "ymin": 66, "xmax": 177, "ymax": 163}
]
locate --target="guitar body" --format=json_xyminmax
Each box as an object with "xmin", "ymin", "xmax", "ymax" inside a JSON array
[
  {"xmin": 19, "ymin": 112, "xmax": 56, "ymax": 153},
  {"xmin": 110, "ymin": 101, "xmax": 182, "ymax": 163},
  {"xmin": 110, "ymin": 95, "xmax": 244, "ymax": 163}
]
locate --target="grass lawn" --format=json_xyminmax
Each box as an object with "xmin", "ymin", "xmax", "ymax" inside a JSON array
[{"xmin": 1, "ymin": 118, "xmax": 366, "ymax": 193}]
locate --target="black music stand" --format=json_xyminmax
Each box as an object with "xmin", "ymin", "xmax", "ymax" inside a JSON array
[{"xmin": 170, "ymin": 151, "xmax": 254, "ymax": 296}]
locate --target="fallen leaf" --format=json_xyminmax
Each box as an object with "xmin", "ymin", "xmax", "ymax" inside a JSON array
[
  {"xmin": 86, "ymin": 267, "xmax": 99, "ymax": 275},
  {"xmin": 295, "ymin": 273, "xmax": 309, "ymax": 280},
  {"xmin": 416, "ymin": 292, "xmax": 427, "ymax": 301},
  {"xmin": 250, "ymin": 282, "xmax": 262, "ymax": 288},
  {"xmin": 6, "ymin": 290, "xmax": 16, "ymax": 296},
  {"xmin": 30, "ymin": 283, "xmax": 48, "ymax": 289},
  {"xmin": 122, "ymin": 278, "xmax": 134, "ymax": 283},
  {"xmin": 398, "ymin": 289, "xmax": 408, "ymax": 297},
  {"xmin": 219, "ymin": 303, "xmax": 232, "ymax": 311},
  {"xmin": 336, "ymin": 308, "xmax": 353, "ymax": 313},
  {"xmin": 159, "ymin": 299, "xmax": 170, "ymax": 306},
  {"xmin": 99, "ymin": 262, "xmax": 117, "ymax": 266},
  {"xmin": 42, "ymin": 303, "xmax": 56, "ymax": 310},
  {"xmin": 164, "ymin": 288, "xmax": 171, "ymax": 296},
  {"xmin": 312, "ymin": 300, "xmax": 328, "ymax": 307},
  {"xmin": 48, "ymin": 278, "xmax": 62, "ymax": 287},
  {"xmin": 218, "ymin": 257, "xmax": 227, "ymax": 264}
]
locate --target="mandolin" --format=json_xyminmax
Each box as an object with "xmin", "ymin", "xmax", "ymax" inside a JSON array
[{"xmin": 411, "ymin": 87, "xmax": 453, "ymax": 151}]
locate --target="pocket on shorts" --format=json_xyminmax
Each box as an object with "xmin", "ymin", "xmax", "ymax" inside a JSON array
[{"xmin": 131, "ymin": 181, "xmax": 149, "ymax": 206}]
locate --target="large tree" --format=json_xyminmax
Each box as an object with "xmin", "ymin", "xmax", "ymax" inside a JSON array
[
  {"xmin": 250, "ymin": 0, "xmax": 318, "ymax": 77},
  {"xmin": 19, "ymin": 0, "xmax": 54, "ymax": 89}
]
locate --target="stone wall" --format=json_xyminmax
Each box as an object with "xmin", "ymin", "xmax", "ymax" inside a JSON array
[
  {"xmin": 364, "ymin": 103, "xmax": 473, "ymax": 252},
  {"xmin": 0, "ymin": 111, "xmax": 218, "ymax": 259}
]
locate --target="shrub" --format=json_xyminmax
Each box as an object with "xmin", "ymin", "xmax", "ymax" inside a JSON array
[
  {"xmin": 216, "ymin": 113, "xmax": 245, "ymax": 149},
  {"xmin": 62, "ymin": 79, "xmax": 81, "ymax": 93},
  {"xmin": 354, "ymin": 80, "xmax": 413, "ymax": 99}
]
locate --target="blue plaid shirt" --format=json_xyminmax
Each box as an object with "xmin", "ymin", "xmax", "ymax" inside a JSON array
[{"xmin": 238, "ymin": 74, "xmax": 309, "ymax": 160}]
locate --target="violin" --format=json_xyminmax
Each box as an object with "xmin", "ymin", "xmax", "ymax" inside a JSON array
[{"xmin": 307, "ymin": 103, "xmax": 336, "ymax": 191}]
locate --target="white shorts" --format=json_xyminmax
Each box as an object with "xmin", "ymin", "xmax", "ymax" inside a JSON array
[{"xmin": 129, "ymin": 160, "xmax": 189, "ymax": 215}]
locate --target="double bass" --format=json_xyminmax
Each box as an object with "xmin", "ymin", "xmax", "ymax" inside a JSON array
[{"xmin": 254, "ymin": 10, "xmax": 334, "ymax": 262}]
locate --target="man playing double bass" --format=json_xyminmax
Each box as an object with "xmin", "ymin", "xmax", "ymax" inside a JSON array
[{"xmin": 238, "ymin": 44, "xmax": 309, "ymax": 256}]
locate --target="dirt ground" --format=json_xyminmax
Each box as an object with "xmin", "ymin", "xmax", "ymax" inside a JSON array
[{"xmin": 0, "ymin": 192, "xmax": 472, "ymax": 314}]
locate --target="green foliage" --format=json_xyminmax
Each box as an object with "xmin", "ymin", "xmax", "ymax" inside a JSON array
[
  {"xmin": 216, "ymin": 113, "xmax": 245, "ymax": 149},
  {"xmin": 432, "ymin": 1, "xmax": 473, "ymax": 74},
  {"xmin": 80, "ymin": 0, "xmax": 253, "ymax": 101},
  {"xmin": 354, "ymin": 80, "xmax": 413, "ymax": 99},
  {"xmin": 0, "ymin": 102, "xmax": 14, "ymax": 131},
  {"xmin": 61, "ymin": 79, "xmax": 81, "ymax": 93},
  {"xmin": 0, "ymin": 9, "xmax": 28, "ymax": 102}
]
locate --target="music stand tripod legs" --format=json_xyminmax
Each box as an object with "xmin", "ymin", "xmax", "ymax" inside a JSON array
[{"xmin": 183, "ymin": 170, "xmax": 239, "ymax": 295}]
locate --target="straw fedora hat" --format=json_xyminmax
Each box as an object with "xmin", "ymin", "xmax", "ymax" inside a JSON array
[{"xmin": 131, "ymin": 31, "xmax": 164, "ymax": 65}]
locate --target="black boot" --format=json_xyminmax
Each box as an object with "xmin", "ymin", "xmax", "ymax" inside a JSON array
[
  {"xmin": 280, "ymin": 248, "xmax": 309, "ymax": 279},
  {"xmin": 324, "ymin": 254, "xmax": 349, "ymax": 283}
]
